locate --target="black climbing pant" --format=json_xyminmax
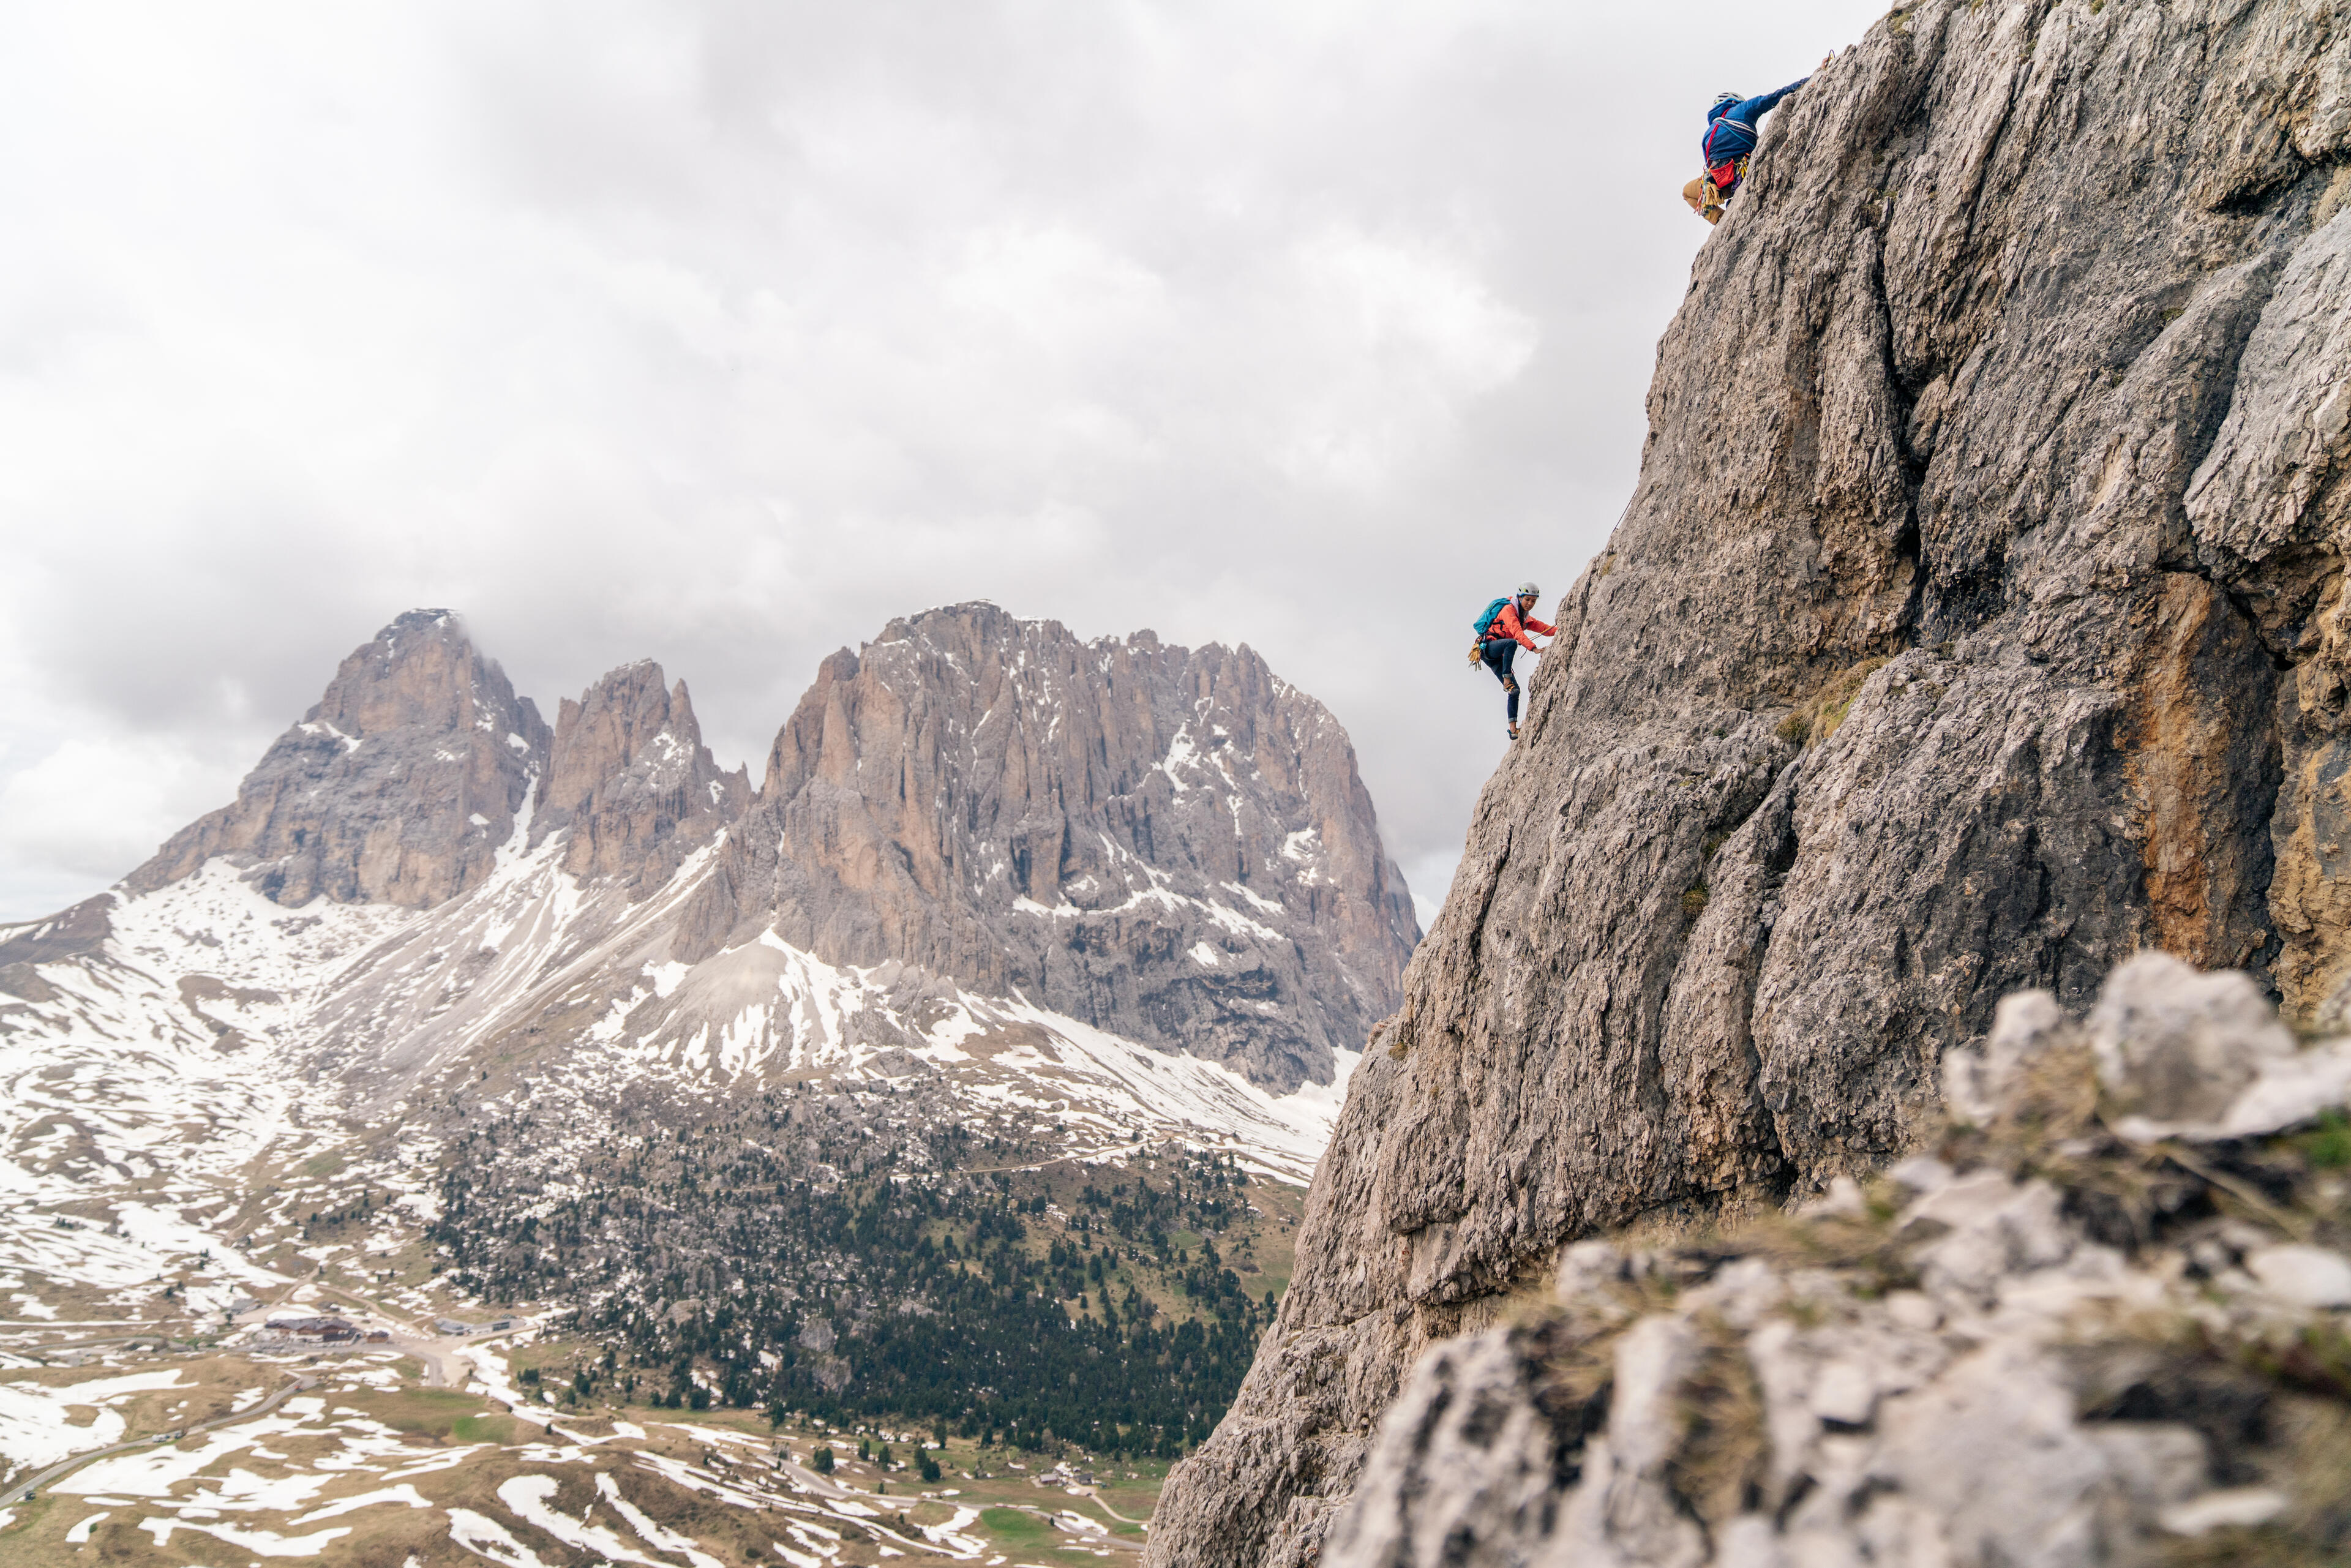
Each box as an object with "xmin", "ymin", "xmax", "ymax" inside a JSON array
[{"xmin": 1481, "ymin": 639, "xmax": 1519, "ymax": 722}]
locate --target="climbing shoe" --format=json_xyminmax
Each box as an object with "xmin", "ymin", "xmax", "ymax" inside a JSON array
[{"xmin": 1507, "ymin": 723, "xmax": 1520, "ymax": 741}]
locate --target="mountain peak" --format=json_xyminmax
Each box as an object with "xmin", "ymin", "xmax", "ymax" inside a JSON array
[
  {"xmin": 307, "ymin": 610, "xmax": 503, "ymax": 740},
  {"xmin": 127, "ymin": 609, "xmax": 550, "ymax": 908}
]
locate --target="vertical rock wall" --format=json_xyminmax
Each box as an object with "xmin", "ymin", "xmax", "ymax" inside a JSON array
[{"xmin": 1150, "ymin": 1, "xmax": 2351, "ymax": 1560}]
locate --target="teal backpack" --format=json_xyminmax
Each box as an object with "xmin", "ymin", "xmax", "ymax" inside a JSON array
[
  {"xmin": 1471, "ymin": 597, "xmax": 1513, "ymax": 640},
  {"xmin": 1467, "ymin": 596, "xmax": 1515, "ymax": 667}
]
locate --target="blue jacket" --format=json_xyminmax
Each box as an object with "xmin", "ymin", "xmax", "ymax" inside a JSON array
[{"xmin": 1701, "ymin": 78, "xmax": 1807, "ymax": 167}]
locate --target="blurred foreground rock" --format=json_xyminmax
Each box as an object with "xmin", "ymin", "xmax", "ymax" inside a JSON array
[{"xmin": 1325, "ymin": 955, "xmax": 2351, "ymax": 1567}]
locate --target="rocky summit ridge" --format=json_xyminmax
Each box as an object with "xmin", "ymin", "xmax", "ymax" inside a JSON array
[{"xmin": 1151, "ymin": 1, "xmax": 2351, "ymax": 1562}]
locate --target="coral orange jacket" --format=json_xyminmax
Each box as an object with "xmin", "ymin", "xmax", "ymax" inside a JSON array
[{"xmin": 1487, "ymin": 601, "xmax": 1555, "ymax": 652}]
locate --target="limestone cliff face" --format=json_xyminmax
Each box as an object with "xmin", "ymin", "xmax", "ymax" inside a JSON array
[
  {"xmin": 1151, "ymin": 2, "xmax": 2351, "ymax": 1561},
  {"xmin": 532, "ymin": 661, "xmax": 750, "ymax": 895},
  {"xmin": 127, "ymin": 610, "xmax": 552, "ymax": 908},
  {"xmin": 677, "ymin": 602, "xmax": 1420, "ymax": 1091}
]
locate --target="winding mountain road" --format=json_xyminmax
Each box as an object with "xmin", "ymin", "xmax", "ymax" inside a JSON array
[{"xmin": 0, "ymin": 1373, "xmax": 313, "ymax": 1507}]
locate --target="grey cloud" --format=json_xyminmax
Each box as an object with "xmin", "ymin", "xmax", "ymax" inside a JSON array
[{"xmin": 0, "ymin": 0, "xmax": 1879, "ymax": 921}]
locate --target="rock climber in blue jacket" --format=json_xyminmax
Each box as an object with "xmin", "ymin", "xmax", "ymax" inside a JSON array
[{"xmin": 1684, "ymin": 68, "xmax": 1822, "ymax": 223}]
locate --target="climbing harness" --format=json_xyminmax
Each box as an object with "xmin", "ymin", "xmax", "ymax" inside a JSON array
[{"xmin": 1687, "ymin": 153, "xmax": 1747, "ymax": 223}]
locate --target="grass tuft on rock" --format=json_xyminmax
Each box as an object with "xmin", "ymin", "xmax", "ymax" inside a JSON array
[
  {"xmin": 1774, "ymin": 656, "xmax": 1891, "ymax": 749},
  {"xmin": 1668, "ymin": 1314, "xmax": 1771, "ymax": 1527}
]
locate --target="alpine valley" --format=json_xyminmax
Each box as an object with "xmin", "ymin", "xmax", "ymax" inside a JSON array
[{"xmin": 0, "ymin": 601, "xmax": 1418, "ymax": 1565}]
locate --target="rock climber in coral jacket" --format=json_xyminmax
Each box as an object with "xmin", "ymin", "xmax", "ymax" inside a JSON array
[{"xmin": 1481, "ymin": 583, "xmax": 1553, "ymax": 741}]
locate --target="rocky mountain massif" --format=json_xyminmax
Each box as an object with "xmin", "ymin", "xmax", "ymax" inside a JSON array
[
  {"xmin": 0, "ymin": 603, "xmax": 1414, "ymax": 1415},
  {"xmin": 103, "ymin": 603, "xmax": 1411, "ymax": 1106},
  {"xmin": 1152, "ymin": 0, "xmax": 2351, "ymax": 1561}
]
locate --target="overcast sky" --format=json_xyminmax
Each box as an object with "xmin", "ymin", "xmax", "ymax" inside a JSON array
[{"xmin": 0, "ymin": 0, "xmax": 1881, "ymax": 926}]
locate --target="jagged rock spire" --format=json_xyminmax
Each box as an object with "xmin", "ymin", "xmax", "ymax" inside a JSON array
[{"xmin": 534, "ymin": 660, "xmax": 750, "ymax": 895}]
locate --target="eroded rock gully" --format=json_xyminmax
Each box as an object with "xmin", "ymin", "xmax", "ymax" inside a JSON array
[{"xmin": 1149, "ymin": 1, "xmax": 2351, "ymax": 1561}]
